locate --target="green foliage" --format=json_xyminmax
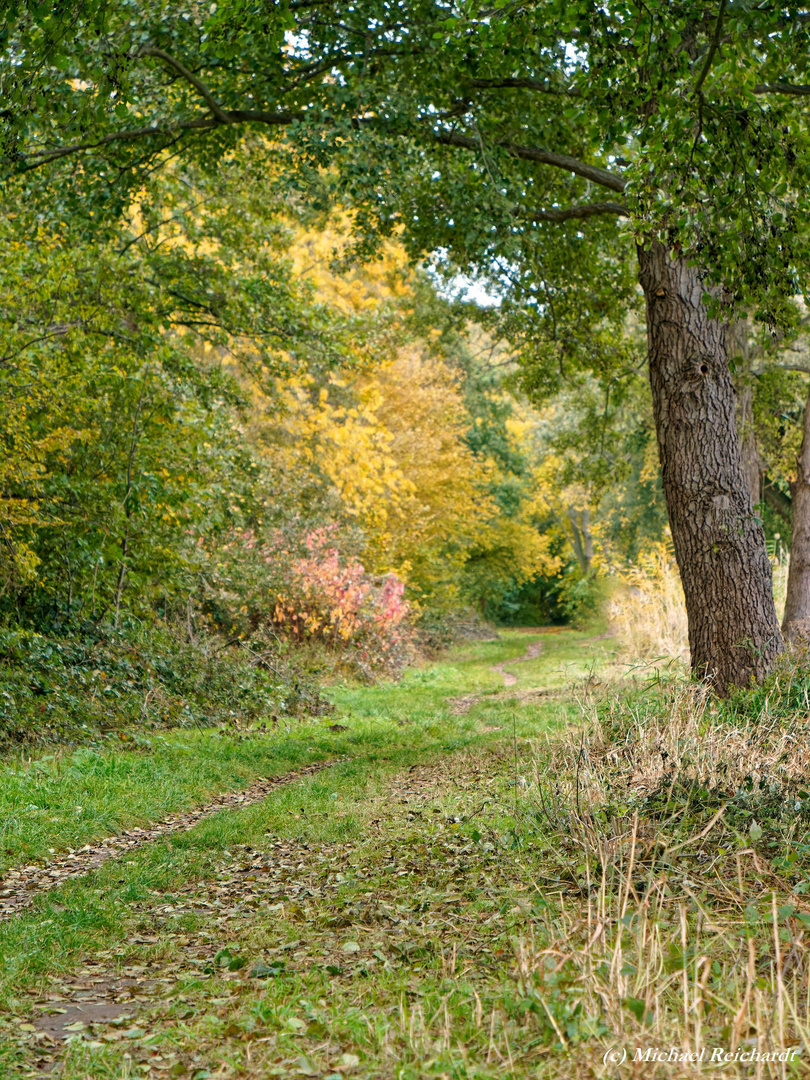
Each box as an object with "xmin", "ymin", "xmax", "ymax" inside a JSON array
[
  {"xmin": 0, "ymin": 156, "xmax": 355, "ymax": 618},
  {"xmin": 0, "ymin": 621, "xmax": 329, "ymax": 749},
  {"xmin": 754, "ymin": 364, "xmax": 807, "ymax": 484},
  {"xmin": 4, "ymin": 0, "xmax": 809, "ymax": 355}
]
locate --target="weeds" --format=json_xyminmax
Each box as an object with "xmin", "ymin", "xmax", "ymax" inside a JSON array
[
  {"xmin": 0, "ymin": 621, "xmax": 330, "ymax": 749},
  {"xmin": 607, "ymin": 544, "xmax": 689, "ymax": 667}
]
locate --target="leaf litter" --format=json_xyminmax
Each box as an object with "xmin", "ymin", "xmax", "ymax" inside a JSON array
[
  {"xmin": 0, "ymin": 760, "xmax": 341, "ymax": 921},
  {"xmin": 9, "ymin": 747, "xmax": 545, "ymax": 1078}
]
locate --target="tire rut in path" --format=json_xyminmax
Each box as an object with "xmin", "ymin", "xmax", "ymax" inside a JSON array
[
  {"xmin": 448, "ymin": 636, "xmax": 553, "ymax": 713},
  {"xmin": 490, "ymin": 639, "xmax": 544, "ymax": 686},
  {"xmin": 0, "ymin": 758, "xmax": 341, "ymax": 921}
]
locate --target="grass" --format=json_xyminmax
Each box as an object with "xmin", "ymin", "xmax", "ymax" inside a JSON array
[
  {"xmin": 11, "ymin": 627, "xmax": 810, "ymax": 1076},
  {"xmin": 0, "ymin": 731, "xmax": 327, "ymax": 873},
  {"xmin": 0, "ymin": 628, "xmax": 599, "ymax": 1077},
  {"xmin": 0, "ymin": 748, "xmax": 566, "ymax": 1079},
  {"xmin": 0, "ymin": 628, "xmax": 605, "ymax": 873}
]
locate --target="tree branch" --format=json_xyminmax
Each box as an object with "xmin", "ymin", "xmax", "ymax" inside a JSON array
[
  {"xmin": 752, "ymin": 82, "xmax": 810, "ymax": 96},
  {"xmin": 19, "ymin": 108, "xmax": 299, "ymax": 170},
  {"xmin": 17, "ymin": 46, "xmax": 623, "ymax": 202},
  {"xmin": 468, "ymin": 77, "xmax": 580, "ymax": 96},
  {"xmin": 763, "ymin": 479, "xmax": 792, "ymax": 523},
  {"xmin": 0, "ymin": 324, "xmax": 75, "ymax": 366},
  {"xmin": 694, "ymin": 0, "xmax": 728, "ymax": 96},
  {"xmin": 436, "ymin": 130, "xmax": 626, "ymax": 193},
  {"xmin": 523, "ymin": 200, "xmax": 628, "ymax": 222},
  {"xmin": 139, "ymin": 46, "xmax": 231, "ymax": 122}
]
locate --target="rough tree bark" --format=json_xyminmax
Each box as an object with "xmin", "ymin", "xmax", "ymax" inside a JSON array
[
  {"xmin": 727, "ymin": 318, "xmax": 762, "ymax": 510},
  {"xmin": 637, "ymin": 242, "xmax": 782, "ymax": 693},
  {"xmin": 782, "ymin": 383, "xmax": 810, "ymax": 642}
]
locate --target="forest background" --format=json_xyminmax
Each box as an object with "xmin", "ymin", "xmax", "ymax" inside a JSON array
[
  {"xmin": 1, "ymin": 141, "xmax": 804, "ymax": 746},
  {"xmin": 0, "ymin": 147, "xmax": 674, "ymax": 744},
  {"xmin": 2, "ymin": 0, "xmax": 810, "ymax": 745}
]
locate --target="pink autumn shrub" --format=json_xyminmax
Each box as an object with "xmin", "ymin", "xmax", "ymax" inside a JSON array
[{"xmin": 270, "ymin": 528, "xmax": 412, "ymax": 676}]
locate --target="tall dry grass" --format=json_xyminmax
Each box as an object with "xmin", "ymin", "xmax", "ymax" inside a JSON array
[
  {"xmin": 608, "ymin": 542, "xmax": 790, "ymax": 670},
  {"xmin": 519, "ymin": 681, "xmax": 810, "ymax": 1076},
  {"xmin": 607, "ymin": 542, "xmax": 689, "ymax": 667}
]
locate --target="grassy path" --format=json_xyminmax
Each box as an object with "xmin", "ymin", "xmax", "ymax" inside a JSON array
[
  {"xmin": 0, "ymin": 629, "xmax": 612, "ymax": 1079},
  {"xmin": 0, "ymin": 762, "xmax": 341, "ymax": 921}
]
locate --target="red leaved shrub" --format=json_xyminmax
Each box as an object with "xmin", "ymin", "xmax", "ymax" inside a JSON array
[{"xmin": 270, "ymin": 528, "xmax": 412, "ymax": 676}]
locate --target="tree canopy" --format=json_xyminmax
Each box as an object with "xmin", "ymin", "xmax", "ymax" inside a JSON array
[
  {"xmin": 3, "ymin": 1, "xmax": 809, "ymax": 328},
  {"xmin": 4, "ymin": 0, "xmax": 810, "ymax": 689}
]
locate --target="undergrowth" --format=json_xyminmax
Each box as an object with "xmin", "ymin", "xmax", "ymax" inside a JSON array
[
  {"xmin": 0, "ymin": 621, "xmax": 331, "ymax": 750},
  {"xmin": 522, "ymin": 661, "xmax": 810, "ymax": 1074}
]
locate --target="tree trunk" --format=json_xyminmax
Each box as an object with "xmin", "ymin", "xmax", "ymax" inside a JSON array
[
  {"xmin": 735, "ymin": 379, "xmax": 762, "ymax": 511},
  {"xmin": 567, "ymin": 506, "xmax": 593, "ymax": 574},
  {"xmin": 637, "ymin": 242, "xmax": 782, "ymax": 694},
  {"xmin": 727, "ymin": 320, "xmax": 762, "ymax": 510},
  {"xmin": 782, "ymin": 383, "xmax": 810, "ymax": 642},
  {"xmin": 763, "ymin": 478, "xmax": 792, "ymax": 527}
]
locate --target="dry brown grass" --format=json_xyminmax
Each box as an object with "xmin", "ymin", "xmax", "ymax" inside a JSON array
[
  {"xmin": 607, "ymin": 544, "xmax": 792, "ymax": 679},
  {"xmin": 607, "ymin": 543, "xmax": 689, "ymax": 667},
  {"xmin": 519, "ymin": 681, "xmax": 810, "ymax": 1076}
]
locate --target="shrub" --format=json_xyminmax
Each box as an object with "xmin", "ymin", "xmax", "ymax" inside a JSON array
[
  {"xmin": 0, "ymin": 621, "xmax": 330, "ymax": 749},
  {"xmin": 270, "ymin": 528, "xmax": 413, "ymax": 677}
]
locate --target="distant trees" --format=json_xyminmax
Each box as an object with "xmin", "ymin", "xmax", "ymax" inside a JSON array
[
  {"xmin": 3, "ymin": 1, "xmax": 810, "ymax": 688},
  {"xmin": 0, "ymin": 154, "xmax": 561, "ymax": 656}
]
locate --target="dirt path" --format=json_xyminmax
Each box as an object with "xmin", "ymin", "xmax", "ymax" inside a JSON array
[
  {"xmin": 1, "ymin": 633, "xmax": 609, "ymax": 1077},
  {"xmin": 0, "ymin": 759, "xmax": 340, "ymax": 921},
  {"xmin": 0, "ymin": 635, "xmax": 550, "ymax": 920},
  {"xmin": 18, "ymin": 751, "xmax": 516, "ymax": 1074},
  {"xmin": 490, "ymin": 639, "xmax": 544, "ymax": 686}
]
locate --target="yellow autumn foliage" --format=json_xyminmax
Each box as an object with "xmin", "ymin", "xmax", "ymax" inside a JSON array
[{"xmin": 242, "ymin": 219, "xmax": 559, "ymax": 609}]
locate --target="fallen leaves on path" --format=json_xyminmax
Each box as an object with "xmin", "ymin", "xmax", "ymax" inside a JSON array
[
  {"xmin": 0, "ymin": 759, "xmax": 341, "ymax": 921},
  {"xmin": 12, "ymin": 749, "xmax": 540, "ymax": 1078}
]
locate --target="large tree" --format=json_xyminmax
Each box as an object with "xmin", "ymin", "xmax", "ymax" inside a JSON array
[{"xmin": 3, "ymin": 0, "xmax": 810, "ymax": 690}]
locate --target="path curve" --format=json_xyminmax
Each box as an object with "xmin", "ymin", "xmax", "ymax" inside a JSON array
[
  {"xmin": 0, "ymin": 758, "xmax": 340, "ymax": 921},
  {"xmin": 490, "ymin": 639, "xmax": 544, "ymax": 686}
]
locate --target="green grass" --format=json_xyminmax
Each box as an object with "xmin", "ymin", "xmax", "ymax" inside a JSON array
[
  {"xmin": 0, "ymin": 729, "xmax": 331, "ymax": 873},
  {"xmin": 0, "ymin": 629, "xmax": 608, "ymax": 873},
  {"xmin": 0, "ymin": 746, "xmax": 552, "ymax": 1078},
  {"xmin": 331, "ymin": 628, "xmax": 613, "ymax": 721},
  {"xmin": 0, "ymin": 628, "xmax": 618, "ymax": 1078}
]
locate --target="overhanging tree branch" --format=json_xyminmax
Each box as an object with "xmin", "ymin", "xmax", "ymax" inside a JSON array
[
  {"xmin": 435, "ymin": 130, "xmax": 626, "ymax": 192},
  {"xmin": 694, "ymin": 0, "xmax": 728, "ymax": 97},
  {"xmin": 19, "ymin": 108, "xmax": 299, "ymax": 170},
  {"xmin": 764, "ymin": 479, "xmax": 792, "ymax": 523},
  {"xmin": 523, "ymin": 201, "xmax": 628, "ymax": 222},
  {"xmin": 139, "ymin": 46, "xmax": 232, "ymax": 122},
  {"xmin": 16, "ymin": 40, "xmax": 625, "ymax": 198},
  {"xmin": 467, "ymin": 77, "xmax": 580, "ymax": 96},
  {"xmin": 752, "ymin": 82, "xmax": 810, "ymax": 96},
  {"xmin": 19, "ymin": 108, "xmax": 629, "ymax": 204},
  {"xmin": 20, "ymin": 119, "xmax": 219, "ymax": 167}
]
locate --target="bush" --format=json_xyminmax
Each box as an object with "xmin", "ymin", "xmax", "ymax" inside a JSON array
[
  {"xmin": 269, "ymin": 528, "xmax": 413, "ymax": 678},
  {"xmin": 0, "ymin": 621, "xmax": 330, "ymax": 749}
]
